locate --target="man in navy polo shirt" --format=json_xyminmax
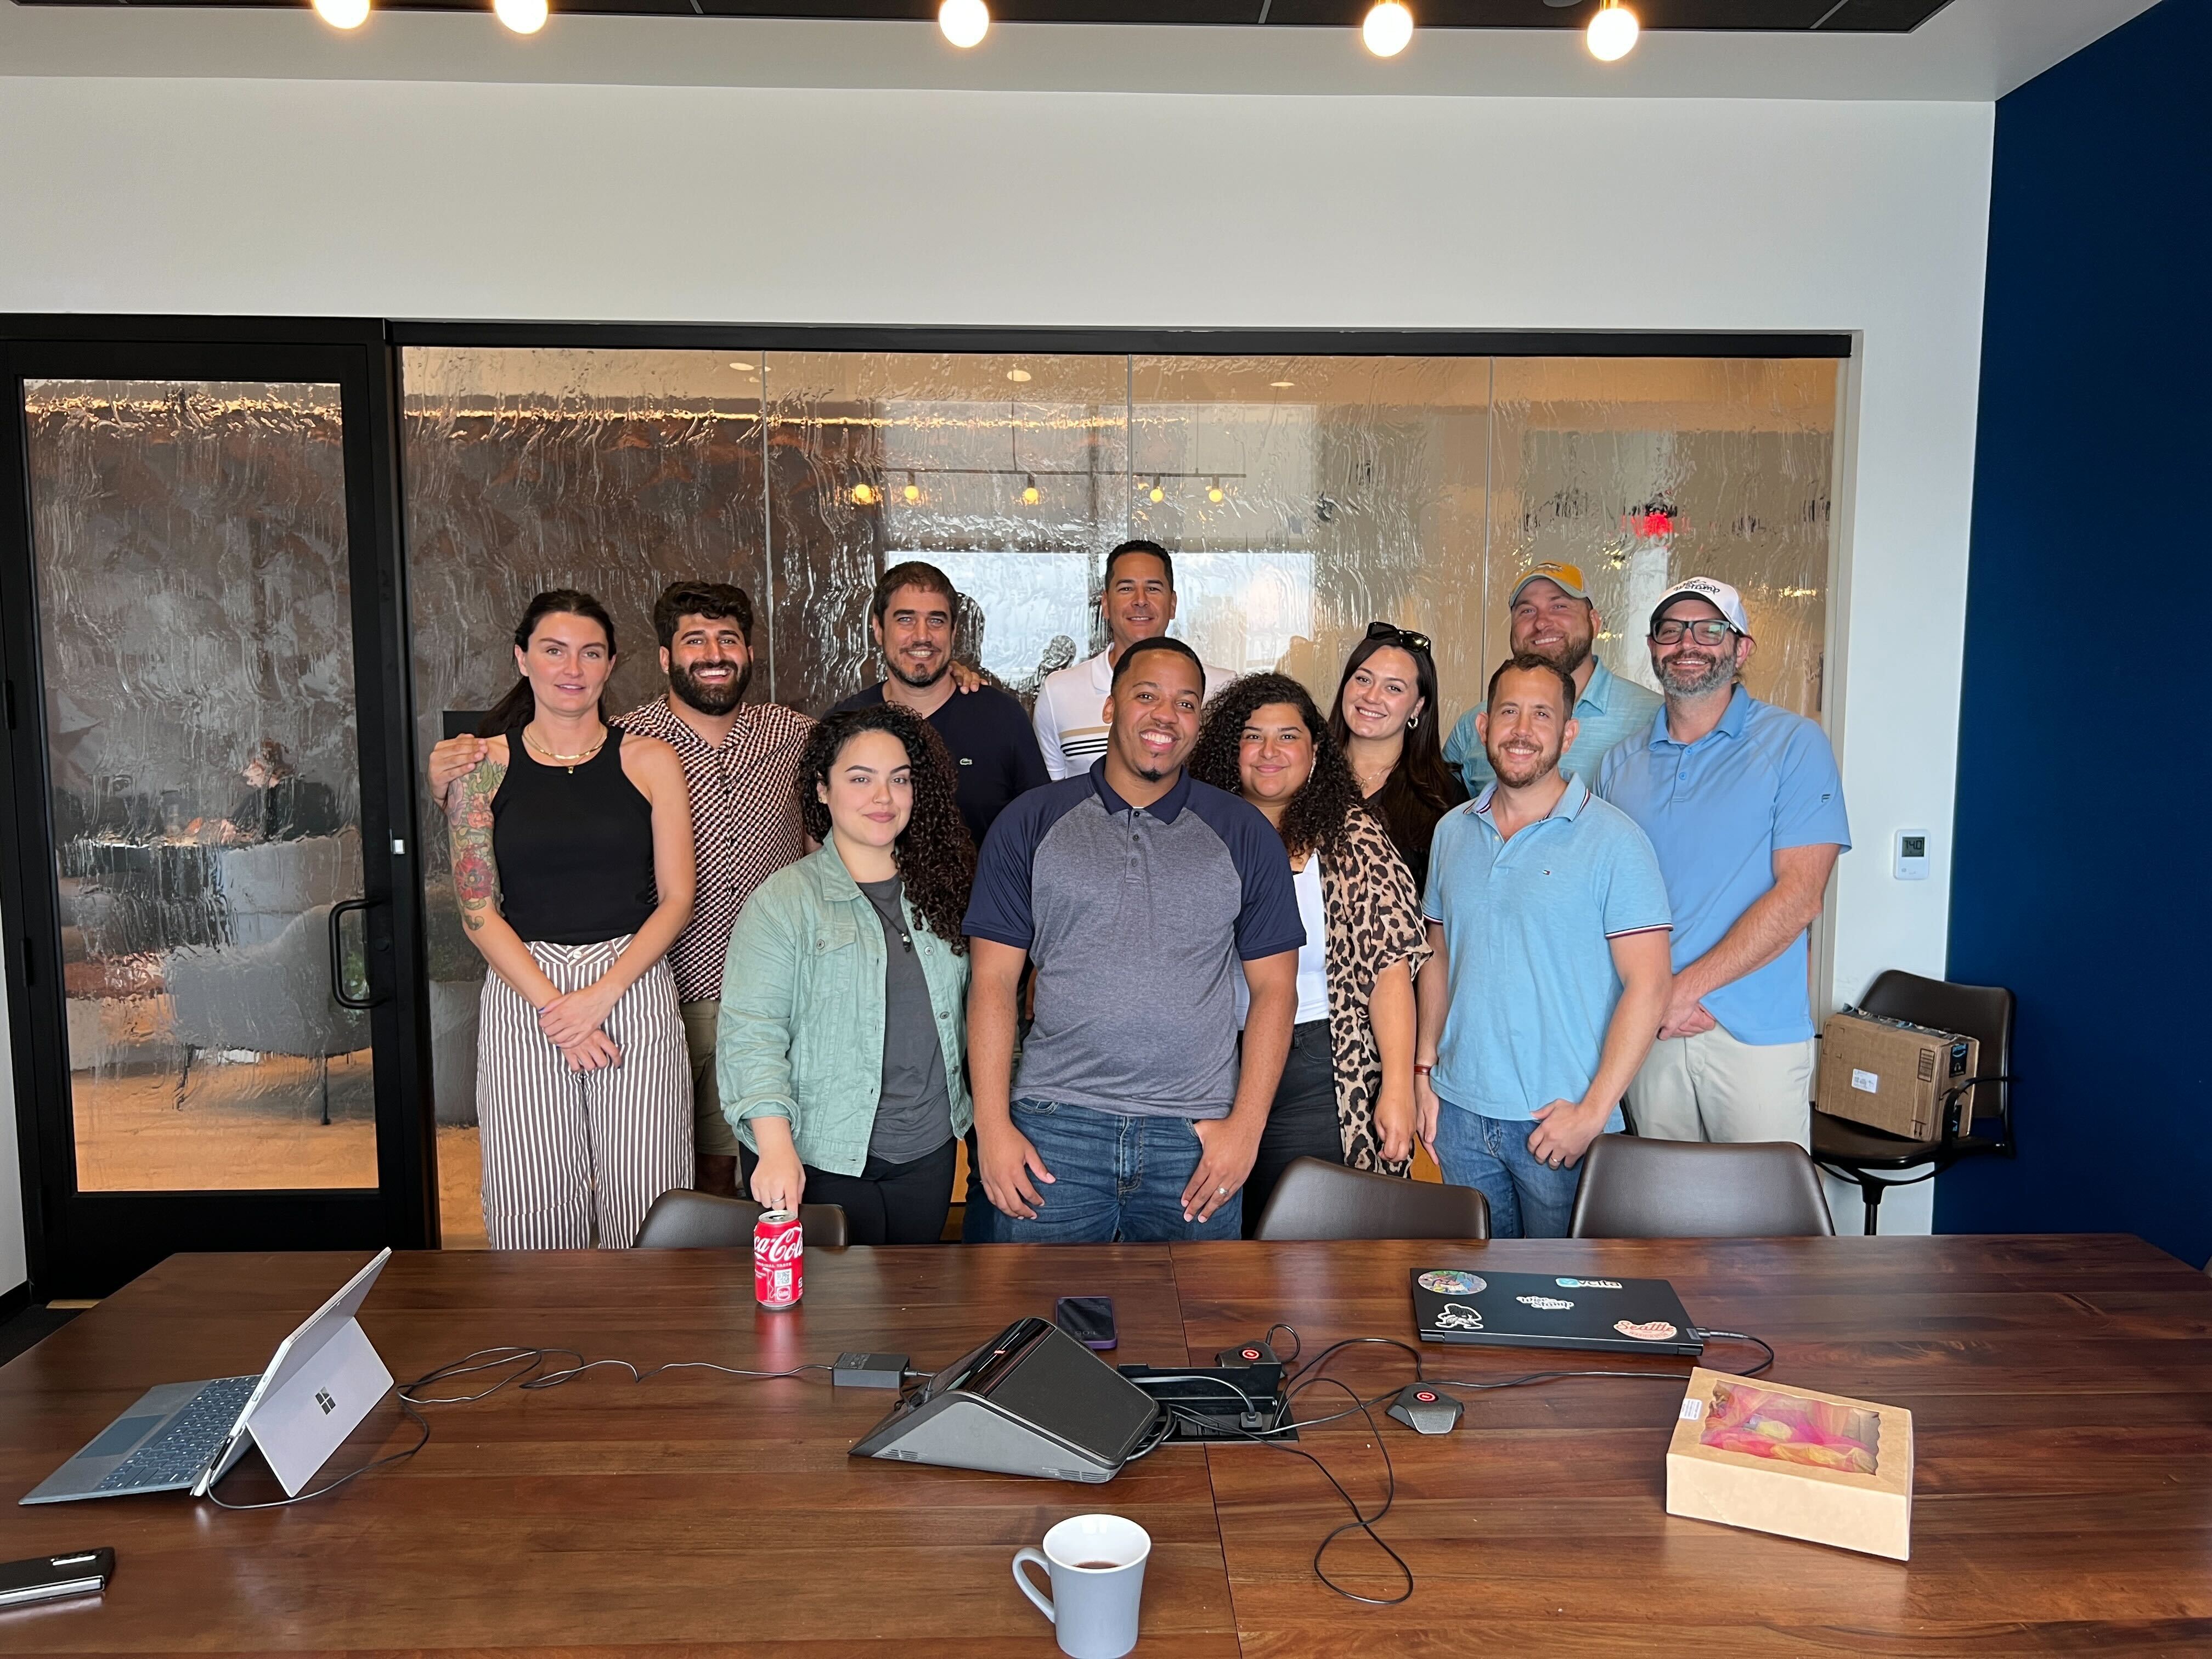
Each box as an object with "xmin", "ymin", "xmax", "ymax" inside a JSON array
[
  {"xmin": 830, "ymin": 560, "xmax": 1049, "ymax": 848},
  {"xmin": 1415, "ymin": 654, "xmax": 1674, "ymax": 1238},
  {"xmin": 1598, "ymin": 578, "xmax": 1851, "ymax": 1150},
  {"xmin": 964, "ymin": 636, "xmax": 1303, "ymax": 1242}
]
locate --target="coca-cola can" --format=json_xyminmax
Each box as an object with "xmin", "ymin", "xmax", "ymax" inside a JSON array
[{"xmin": 754, "ymin": 1209, "xmax": 803, "ymax": 1310}]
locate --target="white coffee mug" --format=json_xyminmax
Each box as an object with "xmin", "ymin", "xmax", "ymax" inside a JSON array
[{"xmin": 1012, "ymin": 1513, "xmax": 1151, "ymax": 1659}]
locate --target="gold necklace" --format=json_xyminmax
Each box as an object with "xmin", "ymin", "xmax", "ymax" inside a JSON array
[{"xmin": 522, "ymin": 723, "xmax": 607, "ymax": 774}]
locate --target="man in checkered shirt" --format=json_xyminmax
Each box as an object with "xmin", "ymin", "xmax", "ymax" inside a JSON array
[{"xmin": 430, "ymin": 580, "xmax": 812, "ymax": 1198}]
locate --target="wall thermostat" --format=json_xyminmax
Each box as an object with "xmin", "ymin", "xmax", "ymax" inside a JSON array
[{"xmin": 1893, "ymin": 828, "xmax": 1930, "ymax": 881}]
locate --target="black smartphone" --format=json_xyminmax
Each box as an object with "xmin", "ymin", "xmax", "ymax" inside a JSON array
[
  {"xmin": 1053, "ymin": 1296, "xmax": 1118, "ymax": 1352},
  {"xmin": 0, "ymin": 1548, "xmax": 113, "ymax": 1609}
]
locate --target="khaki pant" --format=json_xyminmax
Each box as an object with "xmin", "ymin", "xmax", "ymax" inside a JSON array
[
  {"xmin": 681, "ymin": 1000, "xmax": 742, "ymax": 1158},
  {"xmin": 1628, "ymin": 1025, "xmax": 1814, "ymax": 1151}
]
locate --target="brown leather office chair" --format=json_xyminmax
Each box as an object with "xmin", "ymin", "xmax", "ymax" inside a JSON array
[
  {"xmin": 1568, "ymin": 1136, "xmax": 1834, "ymax": 1239},
  {"xmin": 1812, "ymin": 970, "xmax": 2016, "ymax": 1235},
  {"xmin": 633, "ymin": 1189, "xmax": 851, "ymax": 1249},
  {"xmin": 1251, "ymin": 1158, "xmax": 1491, "ymax": 1242}
]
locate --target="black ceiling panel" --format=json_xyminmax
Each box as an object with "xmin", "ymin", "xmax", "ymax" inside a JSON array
[{"xmin": 9, "ymin": 0, "xmax": 1959, "ymax": 27}]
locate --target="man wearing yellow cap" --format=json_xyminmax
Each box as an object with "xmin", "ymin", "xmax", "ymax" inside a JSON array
[{"xmin": 1443, "ymin": 562, "xmax": 1662, "ymax": 794}]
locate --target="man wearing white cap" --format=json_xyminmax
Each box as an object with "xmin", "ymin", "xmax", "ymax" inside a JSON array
[
  {"xmin": 1597, "ymin": 578, "xmax": 1850, "ymax": 1149},
  {"xmin": 1443, "ymin": 562, "xmax": 1662, "ymax": 795}
]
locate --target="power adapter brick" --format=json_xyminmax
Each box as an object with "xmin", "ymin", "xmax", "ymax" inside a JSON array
[{"xmin": 832, "ymin": 1352, "xmax": 911, "ymax": 1390}]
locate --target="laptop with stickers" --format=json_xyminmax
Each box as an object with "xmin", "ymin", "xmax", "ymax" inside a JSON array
[{"xmin": 1409, "ymin": 1268, "xmax": 1705, "ymax": 1357}]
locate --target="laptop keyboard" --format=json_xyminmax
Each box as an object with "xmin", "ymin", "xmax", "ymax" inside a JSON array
[{"xmin": 95, "ymin": 1374, "xmax": 261, "ymax": 1491}]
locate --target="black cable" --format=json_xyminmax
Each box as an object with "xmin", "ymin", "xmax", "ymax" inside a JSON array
[
  {"xmin": 1691, "ymin": 1330, "xmax": 1776, "ymax": 1376},
  {"xmin": 1263, "ymin": 1322, "xmax": 1302, "ymax": 1366},
  {"xmin": 1170, "ymin": 1376, "xmax": 1413, "ymax": 1607},
  {"xmin": 200, "ymin": 1397, "xmax": 433, "ymax": 1511}
]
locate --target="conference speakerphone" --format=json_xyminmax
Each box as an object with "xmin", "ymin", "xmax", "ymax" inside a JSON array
[{"xmin": 848, "ymin": 1317, "xmax": 1161, "ymax": 1483}]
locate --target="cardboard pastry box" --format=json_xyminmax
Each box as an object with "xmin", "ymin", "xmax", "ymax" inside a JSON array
[
  {"xmin": 1666, "ymin": 1368, "xmax": 1914, "ymax": 1561},
  {"xmin": 1816, "ymin": 1008, "xmax": 1979, "ymax": 1142}
]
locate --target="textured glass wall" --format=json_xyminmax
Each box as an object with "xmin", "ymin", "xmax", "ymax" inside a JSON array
[
  {"xmin": 26, "ymin": 380, "xmax": 375, "ymax": 1192},
  {"xmin": 402, "ymin": 345, "xmax": 1838, "ymax": 1240}
]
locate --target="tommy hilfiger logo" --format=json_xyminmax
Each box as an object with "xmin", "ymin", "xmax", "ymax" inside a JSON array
[{"xmin": 315, "ymin": 1389, "xmax": 336, "ymax": 1415}]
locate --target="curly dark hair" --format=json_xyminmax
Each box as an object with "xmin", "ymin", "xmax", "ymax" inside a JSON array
[
  {"xmin": 797, "ymin": 704, "xmax": 976, "ymax": 953},
  {"xmin": 1188, "ymin": 673, "xmax": 1364, "ymax": 861}
]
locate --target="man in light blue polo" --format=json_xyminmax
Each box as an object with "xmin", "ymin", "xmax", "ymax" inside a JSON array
[
  {"xmin": 1598, "ymin": 577, "xmax": 1851, "ymax": 1150},
  {"xmin": 1444, "ymin": 561, "xmax": 1662, "ymax": 794},
  {"xmin": 1414, "ymin": 654, "xmax": 1673, "ymax": 1238}
]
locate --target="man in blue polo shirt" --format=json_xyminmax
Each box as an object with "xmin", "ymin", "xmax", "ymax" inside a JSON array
[
  {"xmin": 964, "ymin": 636, "xmax": 1304, "ymax": 1242},
  {"xmin": 1415, "ymin": 654, "xmax": 1674, "ymax": 1239},
  {"xmin": 1598, "ymin": 577, "xmax": 1851, "ymax": 1150},
  {"xmin": 1444, "ymin": 562, "xmax": 1662, "ymax": 794}
]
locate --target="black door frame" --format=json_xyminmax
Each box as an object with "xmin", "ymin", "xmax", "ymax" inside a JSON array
[{"xmin": 0, "ymin": 318, "xmax": 437, "ymax": 1296}]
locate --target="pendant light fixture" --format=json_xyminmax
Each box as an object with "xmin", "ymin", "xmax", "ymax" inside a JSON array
[
  {"xmin": 312, "ymin": 0, "xmax": 370, "ymax": 30},
  {"xmin": 939, "ymin": 0, "xmax": 989, "ymax": 49},
  {"xmin": 1587, "ymin": 0, "xmax": 1639, "ymax": 61},
  {"xmin": 494, "ymin": 0, "xmax": 548, "ymax": 34},
  {"xmin": 1362, "ymin": 1, "xmax": 1413, "ymax": 58}
]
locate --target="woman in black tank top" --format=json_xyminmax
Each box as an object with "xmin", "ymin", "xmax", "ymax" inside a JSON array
[{"xmin": 442, "ymin": 591, "xmax": 698, "ymax": 1249}]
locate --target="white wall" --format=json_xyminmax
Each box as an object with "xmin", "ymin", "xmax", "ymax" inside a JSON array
[{"xmin": 0, "ymin": 80, "xmax": 1993, "ymax": 1239}]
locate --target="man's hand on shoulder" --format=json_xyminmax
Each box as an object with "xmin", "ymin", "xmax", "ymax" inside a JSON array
[{"xmin": 427, "ymin": 733, "xmax": 490, "ymax": 810}]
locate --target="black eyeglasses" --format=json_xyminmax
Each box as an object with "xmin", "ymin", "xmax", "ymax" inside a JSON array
[
  {"xmin": 1650, "ymin": 618, "xmax": 1737, "ymax": 646},
  {"xmin": 1364, "ymin": 621, "xmax": 1434, "ymax": 656}
]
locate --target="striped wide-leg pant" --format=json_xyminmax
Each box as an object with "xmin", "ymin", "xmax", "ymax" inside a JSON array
[{"xmin": 476, "ymin": 937, "xmax": 693, "ymax": 1250}]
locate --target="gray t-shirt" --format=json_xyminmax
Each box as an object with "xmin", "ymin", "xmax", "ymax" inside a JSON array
[
  {"xmin": 857, "ymin": 876, "xmax": 955, "ymax": 1163},
  {"xmin": 961, "ymin": 764, "xmax": 1305, "ymax": 1119}
]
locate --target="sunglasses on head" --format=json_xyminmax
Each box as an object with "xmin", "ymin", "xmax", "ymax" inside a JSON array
[{"xmin": 1364, "ymin": 621, "xmax": 1434, "ymax": 657}]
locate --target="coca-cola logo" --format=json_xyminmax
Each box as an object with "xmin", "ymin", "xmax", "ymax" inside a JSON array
[{"xmin": 755, "ymin": 1228, "xmax": 804, "ymax": 1266}]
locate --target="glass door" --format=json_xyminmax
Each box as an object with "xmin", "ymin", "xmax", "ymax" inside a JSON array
[{"xmin": 0, "ymin": 334, "xmax": 433, "ymax": 1296}]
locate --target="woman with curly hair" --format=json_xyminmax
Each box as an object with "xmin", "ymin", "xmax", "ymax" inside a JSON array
[
  {"xmin": 715, "ymin": 704, "xmax": 977, "ymax": 1244},
  {"xmin": 1190, "ymin": 673, "xmax": 1434, "ymax": 1233}
]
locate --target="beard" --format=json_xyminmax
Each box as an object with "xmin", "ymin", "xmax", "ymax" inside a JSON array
[
  {"xmin": 888, "ymin": 652, "xmax": 950, "ymax": 690},
  {"xmin": 1487, "ymin": 744, "xmax": 1560, "ymax": 789},
  {"xmin": 669, "ymin": 657, "xmax": 752, "ymax": 715},
  {"xmin": 1657, "ymin": 650, "xmax": 1736, "ymax": 698}
]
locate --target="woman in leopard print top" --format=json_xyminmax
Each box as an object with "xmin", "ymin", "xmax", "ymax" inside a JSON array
[{"xmin": 1189, "ymin": 674, "xmax": 1435, "ymax": 1233}]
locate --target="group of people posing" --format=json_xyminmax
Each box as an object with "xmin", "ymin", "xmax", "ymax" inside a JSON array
[{"xmin": 432, "ymin": 543, "xmax": 1849, "ymax": 1249}]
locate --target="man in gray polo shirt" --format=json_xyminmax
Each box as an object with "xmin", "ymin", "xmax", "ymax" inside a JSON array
[{"xmin": 964, "ymin": 637, "xmax": 1304, "ymax": 1242}]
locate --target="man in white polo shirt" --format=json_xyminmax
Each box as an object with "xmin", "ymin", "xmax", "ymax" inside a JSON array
[
  {"xmin": 1598, "ymin": 577, "xmax": 1852, "ymax": 1150},
  {"xmin": 1032, "ymin": 540, "xmax": 1231, "ymax": 778},
  {"xmin": 1414, "ymin": 654, "xmax": 1674, "ymax": 1239}
]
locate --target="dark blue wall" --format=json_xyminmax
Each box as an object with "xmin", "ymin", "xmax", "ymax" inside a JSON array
[{"xmin": 1942, "ymin": 0, "xmax": 2211, "ymax": 1265}]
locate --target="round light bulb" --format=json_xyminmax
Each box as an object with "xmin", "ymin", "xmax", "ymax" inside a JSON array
[
  {"xmin": 494, "ymin": 0, "xmax": 548, "ymax": 33},
  {"xmin": 1362, "ymin": 1, "xmax": 1413, "ymax": 58},
  {"xmin": 1207, "ymin": 481, "xmax": 1224, "ymax": 504},
  {"xmin": 1022, "ymin": 478, "xmax": 1040, "ymax": 506},
  {"xmin": 1148, "ymin": 483, "xmax": 1166, "ymax": 504},
  {"xmin": 313, "ymin": 0, "xmax": 370, "ymax": 29},
  {"xmin": 851, "ymin": 483, "xmax": 878, "ymax": 506},
  {"xmin": 1587, "ymin": 1, "xmax": 1638, "ymax": 62},
  {"xmin": 939, "ymin": 0, "xmax": 989, "ymax": 49},
  {"xmin": 902, "ymin": 482, "xmax": 922, "ymax": 504},
  {"xmin": 1006, "ymin": 367, "xmax": 1031, "ymax": 383}
]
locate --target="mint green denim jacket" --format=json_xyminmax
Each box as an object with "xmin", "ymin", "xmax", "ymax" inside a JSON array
[{"xmin": 715, "ymin": 838, "xmax": 972, "ymax": 1177}]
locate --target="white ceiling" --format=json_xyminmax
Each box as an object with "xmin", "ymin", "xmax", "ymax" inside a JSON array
[{"xmin": 0, "ymin": 0, "xmax": 2160, "ymax": 98}]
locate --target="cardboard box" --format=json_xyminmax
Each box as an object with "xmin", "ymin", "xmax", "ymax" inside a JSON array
[
  {"xmin": 1666, "ymin": 1369, "xmax": 1913, "ymax": 1561},
  {"xmin": 1816, "ymin": 1008, "xmax": 1979, "ymax": 1142}
]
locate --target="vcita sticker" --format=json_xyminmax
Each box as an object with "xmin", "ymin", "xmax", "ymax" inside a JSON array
[{"xmin": 1556, "ymin": 1277, "xmax": 1623, "ymax": 1290}]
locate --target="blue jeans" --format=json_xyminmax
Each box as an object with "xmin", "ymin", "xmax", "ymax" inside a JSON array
[
  {"xmin": 1432, "ymin": 1101, "xmax": 1617, "ymax": 1240},
  {"xmin": 997, "ymin": 1098, "xmax": 1243, "ymax": 1244}
]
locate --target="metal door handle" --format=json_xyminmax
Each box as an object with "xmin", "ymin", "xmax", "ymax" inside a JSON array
[{"xmin": 330, "ymin": 898, "xmax": 376, "ymax": 1009}]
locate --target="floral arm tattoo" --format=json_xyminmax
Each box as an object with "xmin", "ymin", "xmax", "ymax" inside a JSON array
[{"xmin": 446, "ymin": 759, "xmax": 506, "ymax": 934}]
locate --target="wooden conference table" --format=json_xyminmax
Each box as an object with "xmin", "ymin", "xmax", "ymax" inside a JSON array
[{"xmin": 2, "ymin": 1235, "xmax": 2209, "ymax": 1656}]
